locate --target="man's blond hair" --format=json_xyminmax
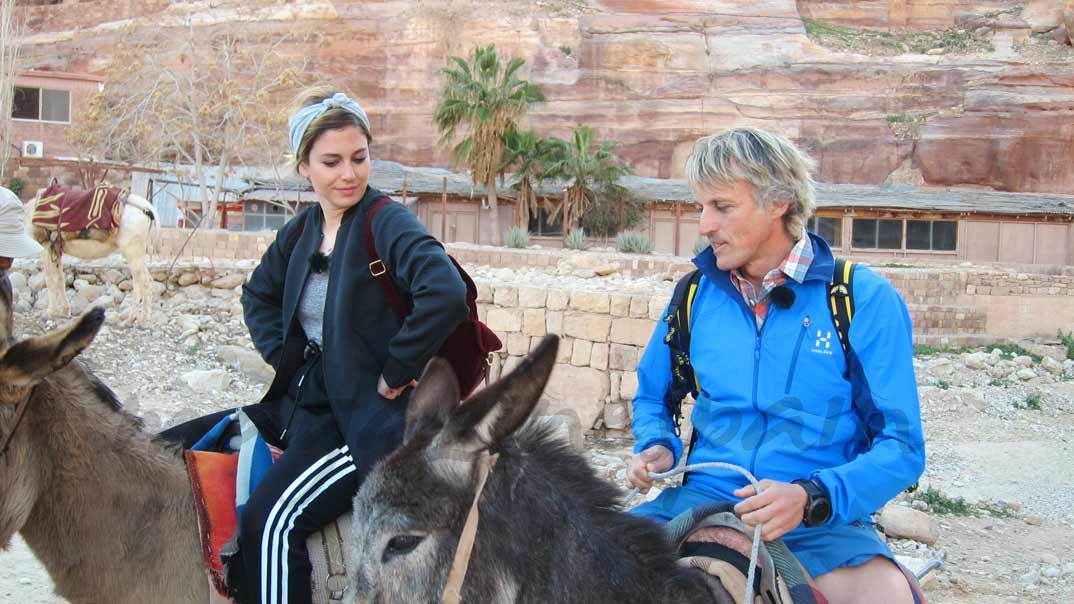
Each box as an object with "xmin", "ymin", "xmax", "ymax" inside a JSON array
[{"xmin": 685, "ymin": 128, "xmax": 816, "ymax": 240}]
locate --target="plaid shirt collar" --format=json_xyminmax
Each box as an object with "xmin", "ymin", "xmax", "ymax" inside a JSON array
[{"xmin": 730, "ymin": 236, "xmax": 814, "ymax": 322}]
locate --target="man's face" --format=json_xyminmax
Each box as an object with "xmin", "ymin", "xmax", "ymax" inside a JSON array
[{"xmin": 695, "ymin": 180, "xmax": 787, "ymax": 275}]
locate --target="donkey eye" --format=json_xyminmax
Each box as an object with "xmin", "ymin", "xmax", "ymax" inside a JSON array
[{"xmin": 382, "ymin": 534, "xmax": 425, "ymax": 562}]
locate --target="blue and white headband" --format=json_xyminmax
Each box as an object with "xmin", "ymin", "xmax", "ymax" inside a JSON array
[{"xmin": 288, "ymin": 92, "xmax": 371, "ymax": 155}]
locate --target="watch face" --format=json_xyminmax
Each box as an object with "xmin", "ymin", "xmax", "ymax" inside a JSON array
[{"xmin": 809, "ymin": 498, "xmax": 832, "ymax": 526}]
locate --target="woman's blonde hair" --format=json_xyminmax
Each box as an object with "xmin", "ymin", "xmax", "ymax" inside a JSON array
[
  {"xmin": 685, "ymin": 128, "xmax": 816, "ymax": 240},
  {"xmin": 290, "ymin": 86, "xmax": 373, "ymax": 174}
]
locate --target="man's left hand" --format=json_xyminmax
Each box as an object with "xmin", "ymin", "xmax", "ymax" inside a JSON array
[{"xmin": 733, "ymin": 480, "xmax": 808, "ymax": 542}]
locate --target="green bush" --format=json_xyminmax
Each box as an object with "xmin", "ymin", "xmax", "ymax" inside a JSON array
[
  {"xmin": 616, "ymin": 230, "xmax": 653, "ymax": 254},
  {"xmin": 565, "ymin": 228, "xmax": 588, "ymax": 251},
  {"xmin": 1059, "ymin": 330, "xmax": 1074, "ymax": 361},
  {"xmin": 503, "ymin": 226, "xmax": 530, "ymax": 249},
  {"xmin": 580, "ymin": 186, "xmax": 643, "ymax": 238},
  {"xmin": 5, "ymin": 176, "xmax": 24, "ymax": 197},
  {"xmin": 1017, "ymin": 392, "xmax": 1043, "ymax": 411}
]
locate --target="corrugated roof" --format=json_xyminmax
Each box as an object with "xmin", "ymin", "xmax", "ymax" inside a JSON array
[{"xmin": 241, "ymin": 162, "xmax": 1074, "ymax": 218}]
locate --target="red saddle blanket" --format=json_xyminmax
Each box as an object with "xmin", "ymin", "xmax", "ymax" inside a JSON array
[
  {"xmin": 185, "ymin": 450, "xmax": 240, "ymax": 597},
  {"xmin": 32, "ymin": 183, "xmax": 125, "ymax": 233}
]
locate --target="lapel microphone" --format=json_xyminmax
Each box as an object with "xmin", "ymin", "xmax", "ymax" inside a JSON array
[{"xmin": 771, "ymin": 285, "xmax": 796, "ymax": 309}]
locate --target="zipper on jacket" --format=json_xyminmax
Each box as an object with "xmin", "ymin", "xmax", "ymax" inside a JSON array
[
  {"xmin": 785, "ymin": 316, "xmax": 810, "ymax": 393},
  {"xmin": 748, "ymin": 319, "xmax": 767, "ymax": 476}
]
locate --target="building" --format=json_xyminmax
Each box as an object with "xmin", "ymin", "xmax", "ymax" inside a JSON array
[
  {"xmin": 10, "ymin": 70, "xmax": 103, "ymax": 161},
  {"xmin": 239, "ymin": 162, "xmax": 1074, "ymax": 267}
]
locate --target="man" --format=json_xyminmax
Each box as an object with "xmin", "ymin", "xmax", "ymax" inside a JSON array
[
  {"xmin": 0, "ymin": 186, "xmax": 43, "ymax": 337},
  {"xmin": 627, "ymin": 129, "xmax": 925, "ymax": 603}
]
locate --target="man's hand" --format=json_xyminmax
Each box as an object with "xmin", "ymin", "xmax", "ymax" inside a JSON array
[
  {"xmin": 626, "ymin": 444, "xmax": 674, "ymax": 492},
  {"xmin": 733, "ymin": 480, "xmax": 808, "ymax": 541}
]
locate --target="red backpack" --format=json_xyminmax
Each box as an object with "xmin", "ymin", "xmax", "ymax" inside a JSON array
[{"xmin": 364, "ymin": 197, "xmax": 501, "ymax": 397}]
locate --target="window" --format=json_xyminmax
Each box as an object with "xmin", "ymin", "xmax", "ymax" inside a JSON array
[
  {"xmin": 851, "ymin": 219, "xmax": 902, "ymax": 249},
  {"xmin": 906, "ymin": 220, "xmax": 957, "ymax": 251},
  {"xmin": 809, "ymin": 216, "xmax": 842, "ymax": 247},
  {"xmin": 527, "ymin": 207, "xmax": 562, "ymax": 237},
  {"xmin": 12, "ymin": 86, "xmax": 70, "ymax": 123},
  {"xmin": 242, "ymin": 200, "xmax": 287, "ymax": 231},
  {"xmin": 852, "ymin": 218, "xmax": 958, "ymax": 251}
]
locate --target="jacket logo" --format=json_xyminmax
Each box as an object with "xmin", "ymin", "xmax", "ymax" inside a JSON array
[{"xmin": 812, "ymin": 330, "xmax": 834, "ymax": 356}]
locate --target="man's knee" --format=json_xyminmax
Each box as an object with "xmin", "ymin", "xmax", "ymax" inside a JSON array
[{"xmin": 814, "ymin": 556, "xmax": 914, "ymax": 604}]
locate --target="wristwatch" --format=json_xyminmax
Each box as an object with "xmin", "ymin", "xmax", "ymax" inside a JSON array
[{"xmin": 792, "ymin": 478, "xmax": 832, "ymax": 527}]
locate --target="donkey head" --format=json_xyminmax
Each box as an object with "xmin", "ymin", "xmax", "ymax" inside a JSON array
[
  {"xmin": 350, "ymin": 335, "xmax": 559, "ymax": 604},
  {"xmin": 0, "ymin": 307, "xmax": 106, "ymax": 545}
]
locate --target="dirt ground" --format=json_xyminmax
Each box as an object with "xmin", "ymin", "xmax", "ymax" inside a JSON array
[{"xmin": 3, "ymin": 300, "xmax": 1073, "ymax": 603}]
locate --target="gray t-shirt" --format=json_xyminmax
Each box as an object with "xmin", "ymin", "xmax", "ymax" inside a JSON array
[{"xmin": 297, "ymin": 267, "xmax": 329, "ymax": 346}]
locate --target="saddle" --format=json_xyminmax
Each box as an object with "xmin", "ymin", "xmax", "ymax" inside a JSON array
[
  {"xmin": 184, "ymin": 414, "xmax": 355, "ymax": 604},
  {"xmin": 32, "ymin": 183, "xmax": 126, "ymax": 236},
  {"xmin": 667, "ymin": 502, "xmax": 930, "ymax": 604}
]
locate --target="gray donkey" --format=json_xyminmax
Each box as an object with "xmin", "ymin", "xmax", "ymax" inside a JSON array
[
  {"xmin": 350, "ymin": 335, "xmax": 719, "ymax": 604},
  {"xmin": 0, "ymin": 307, "xmax": 208, "ymax": 604}
]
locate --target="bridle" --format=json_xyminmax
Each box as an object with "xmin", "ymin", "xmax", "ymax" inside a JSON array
[
  {"xmin": 440, "ymin": 451, "xmax": 499, "ymax": 604},
  {"xmin": 0, "ymin": 386, "xmax": 37, "ymax": 466}
]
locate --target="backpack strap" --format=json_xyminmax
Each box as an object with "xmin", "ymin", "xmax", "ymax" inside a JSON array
[
  {"xmin": 364, "ymin": 196, "xmax": 410, "ymax": 323},
  {"xmin": 828, "ymin": 258, "xmax": 856, "ymax": 359},
  {"xmin": 664, "ymin": 269, "xmax": 703, "ymax": 437}
]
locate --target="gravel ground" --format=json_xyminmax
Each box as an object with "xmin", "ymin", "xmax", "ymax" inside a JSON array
[{"xmin": 3, "ymin": 266, "xmax": 1074, "ymax": 603}]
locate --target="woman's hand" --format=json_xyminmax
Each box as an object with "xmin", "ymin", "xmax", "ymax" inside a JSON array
[{"xmin": 378, "ymin": 375, "xmax": 417, "ymax": 400}]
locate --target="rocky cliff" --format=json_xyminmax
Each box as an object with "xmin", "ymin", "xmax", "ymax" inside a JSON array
[{"xmin": 14, "ymin": 0, "xmax": 1074, "ymax": 194}]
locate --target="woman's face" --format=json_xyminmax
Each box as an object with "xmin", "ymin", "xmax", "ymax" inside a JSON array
[{"xmin": 299, "ymin": 125, "xmax": 370, "ymax": 216}]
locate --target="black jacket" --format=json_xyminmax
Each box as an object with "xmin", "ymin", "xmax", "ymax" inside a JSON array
[{"xmin": 241, "ymin": 186, "xmax": 468, "ymax": 477}]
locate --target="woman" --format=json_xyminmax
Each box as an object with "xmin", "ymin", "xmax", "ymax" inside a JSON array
[{"xmin": 230, "ymin": 87, "xmax": 468, "ymax": 604}]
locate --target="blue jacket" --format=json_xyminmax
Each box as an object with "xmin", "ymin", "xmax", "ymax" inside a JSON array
[{"xmin": 632, "ymin": 233, "xmax": 925, "ymax": 525}]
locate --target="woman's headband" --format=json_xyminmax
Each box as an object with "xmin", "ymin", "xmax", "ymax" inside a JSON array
[{"xmin": 288, "ymin": 92, "xmax": 371, "ymax": 156}]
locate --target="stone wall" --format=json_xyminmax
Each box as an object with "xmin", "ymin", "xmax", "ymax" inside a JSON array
[
  {"xmin": 147, "ymin": 228, "xmax": 1074, "ymax": 342},
  {"xmin": 13, "ymin": 238, "xmax": 1074, "ymax": 433}
]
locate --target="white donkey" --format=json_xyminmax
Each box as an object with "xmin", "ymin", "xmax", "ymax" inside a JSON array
[{"xmin": 28, "ymin": 184, "xmax": 159, "ymax": 326}]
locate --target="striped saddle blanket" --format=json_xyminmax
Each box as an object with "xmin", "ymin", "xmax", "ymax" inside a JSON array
[{"xmin": 32, "ymin": 183, "xmax": 125, "ymax": 233}]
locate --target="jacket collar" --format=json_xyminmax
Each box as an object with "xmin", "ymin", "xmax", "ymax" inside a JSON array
[{"xmin": 691, "ymin": 231, "xmax": 837, "ymax": 289}]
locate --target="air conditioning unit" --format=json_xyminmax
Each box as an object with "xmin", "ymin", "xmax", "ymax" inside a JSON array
[{"xmin": 22, "ymin": 141, "xmax": 44, "ymax": 158}]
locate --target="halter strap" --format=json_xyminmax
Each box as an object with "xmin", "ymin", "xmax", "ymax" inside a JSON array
[
  {"xmin": 441, "ymin": 452, "xmax": 499, "ymax": 604},
  {"xmin": 1, "ymin": 387, "xmax": 37, "ymax": 465}
]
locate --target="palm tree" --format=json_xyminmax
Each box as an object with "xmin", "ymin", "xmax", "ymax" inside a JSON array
[
  {"xmin": 543, "ymin": 125, "xmax": 631, "ymax": 231},
  {"xmin": 434, "ymin": 45, "xmax": 544, "ymax": 245},
  {"xmin": 501, "ymin": 129, "xmax": 560, "ymax": 229}
]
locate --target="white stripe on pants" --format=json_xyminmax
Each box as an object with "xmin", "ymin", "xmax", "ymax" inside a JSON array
[{"xmin": 260, "ymin": 446, "xmax": 356, "ymax": 604}]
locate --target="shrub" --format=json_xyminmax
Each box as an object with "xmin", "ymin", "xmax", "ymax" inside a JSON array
[
  {"xmin": 5, "ymin": 176, "xmax": 24, "ymax": 197},
  {"xmin": 912, "ymin": 486, "xmax": 973, "ymax": 516},
  {"xmin": 1017, "ymin": 392, "xmax": 1043, "ymax": 411},
  {"xmin": 503, "ymin": 226, "xmax": 530, "ymax": 249},
  {"xmin": 1059, "ymin": 330, "xmax": 1074, "ymax": 361},
  {"xmin": 616, "ymin": 230, "xmax": 653, "ymax": 254},
  {"xmin": 565, "ymin": 228, "xmax": 588, "ymax": 251}
]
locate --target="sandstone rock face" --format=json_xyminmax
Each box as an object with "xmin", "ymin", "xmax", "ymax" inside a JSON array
[{"xmin": 14, "ymin": 0, "xmax": 1074, "ymax": 194}]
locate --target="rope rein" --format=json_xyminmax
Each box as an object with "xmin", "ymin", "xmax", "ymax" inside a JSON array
[{"xmin": 624, "ymin": 462, "xmax": 765, "ymax": 604}]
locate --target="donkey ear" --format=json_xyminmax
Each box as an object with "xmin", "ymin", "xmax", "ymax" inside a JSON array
[
  {"xmin": 0, "ymin": 307, "xmax": 106, "ymax": 388},
  {"xmin": 404, "ymin": 357, "xmax": 461, "ymax": 442},
  {"xmin": 438, "ymin": 335, "xmax": 559, "ymax": 454}
]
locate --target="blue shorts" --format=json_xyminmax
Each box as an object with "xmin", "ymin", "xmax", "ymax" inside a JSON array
[{"xmin": 630, "ymin": 485, "xmax": 894, "ymax": 578}]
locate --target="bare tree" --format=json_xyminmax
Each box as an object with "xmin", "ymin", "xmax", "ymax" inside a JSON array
[
  {"xmin": 69, "ymin": 21, "xmax": 309, "ymax": 226},
  {"xmin": 0, "ymin": 0, "xmax": 21, "ymax": 182}
]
